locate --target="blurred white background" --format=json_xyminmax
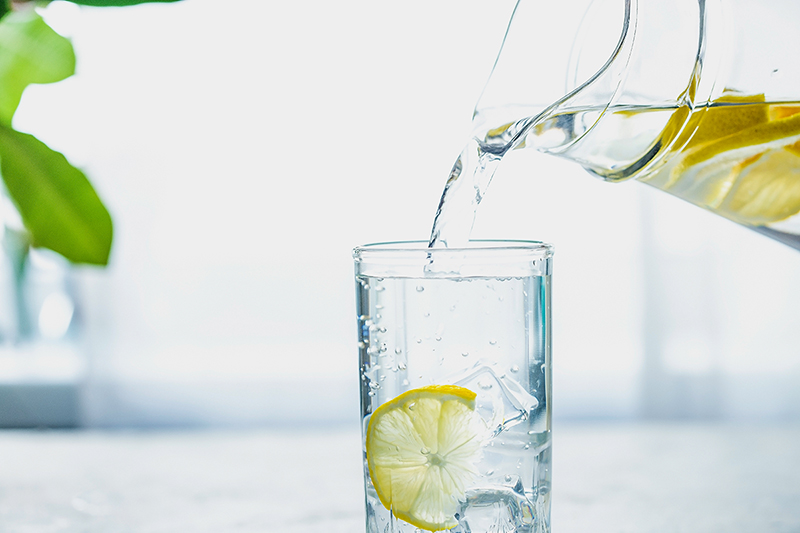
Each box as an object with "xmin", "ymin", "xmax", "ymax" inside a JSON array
[{"xmin": 4, "ymin": 0, "xmax": 800, "ymax": 427}]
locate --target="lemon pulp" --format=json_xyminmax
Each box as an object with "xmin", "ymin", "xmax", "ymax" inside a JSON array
[{"xmin": 366, "ymin": 385, "xmax": 483, "ymax": 532}]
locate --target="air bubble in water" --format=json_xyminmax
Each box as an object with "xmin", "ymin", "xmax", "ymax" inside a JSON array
[
  {"xmin": 510, "ymin": 365, "xmax": 519, "ymax": 373},
  {"xmin": 435, "ymin": 335, "xmax": 442, "ymax": 341},
  {"xmin": 416, "ymin": 285, "xmax": 424, "ymax": 292},
  {"xmin": 477, "ymin": 380, "xmax": 493, "ymax": 390},
  {"xmin": 397, "ymin": 361, "xmax": 407, "ymax": 370},
  {"xmin": 461, "ymin": 352, "xmax": 469, "ymax": 357},
  {"xmin": 415, "ymin": 338, "xmax": 422, "ymax": 344},
  {"xmin": 489, "ymin": 340, "xmax": 497, "ymax": 346},
  {"xmin": 394, "ymin": 347, "xmax": 402, "ymax": 355}
]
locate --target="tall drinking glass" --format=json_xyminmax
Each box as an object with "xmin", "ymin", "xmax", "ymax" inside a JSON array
[{"xmin": 354, "ymin": 241, "xmax": 554, "ymax": 533}]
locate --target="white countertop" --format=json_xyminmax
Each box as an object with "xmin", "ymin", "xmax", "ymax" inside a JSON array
[{"xmin": 1, "ymin": 423, "xmax": 799, "ymax": 532}]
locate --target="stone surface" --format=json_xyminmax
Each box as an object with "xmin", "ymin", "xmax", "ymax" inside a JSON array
[{"xmin": 0, "ymin": 423, "xmax": 798, "ymax": 532}]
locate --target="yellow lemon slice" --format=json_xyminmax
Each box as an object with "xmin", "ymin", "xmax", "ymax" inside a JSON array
[
  {"xmin": 722, "ymin": 144, "xmax": 800, "ymax": 224},
  {"xmin": 645, "ymin": 96, "xmax": 800, "ymax": 225},
  {"xmin": 366, "ymin": 385, "xmax": 483, "ymax": 532}
]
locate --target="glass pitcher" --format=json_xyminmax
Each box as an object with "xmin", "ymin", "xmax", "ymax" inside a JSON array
[{"xmin": 465, "ymin": 0, "xmax": 800, "ymax": 249}]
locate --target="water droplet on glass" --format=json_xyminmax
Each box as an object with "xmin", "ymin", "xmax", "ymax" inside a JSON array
[
  {"xmin": 461, "ymin": 352, "xmax": 469, "ymax": 357},
  {"xmin": 478, "ymin": 380, "xmax": 493, "ymax": 390},
  {"xmin": 505, "ymin": 475, "xmax": 513, "ymax": 483},
  {"xmin": 402, "ymin": 379, "xmax": 410, "ymax": 386},
  {"xmin": 510, "ymin": 365, "xmax": 519, "ymax": 373},
  {"xmin": 416, "ymin": 285, "xmax": 424, "ymax": 292},
  {"xmin": 415, "ymin": 338, "xmax": 422, "ymax": 344},
  {"xmin": 523, "ymin": 444, "xmax": 530, "ymax": 450},
  {"xmin": 435, "ymin": 335, "xmax": 442, "ymax": 341},
  {"xmin": 423, "ymin": 312, "xmax": 430, "ymax": 318},
  {"xmin": 486, "ymin": 469, "xmax": 495, "ymax": 476},
  {"xmin": 489, "ymin": 339, "xmax": 497, "ymax": 346}
]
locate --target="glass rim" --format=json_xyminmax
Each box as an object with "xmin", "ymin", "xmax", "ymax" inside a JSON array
[
  {"xmin": 353, "ymin": 239, "xmax": 554, "ymax": 257},
  {"xmin": 353, "ymin": 240, "xmax": 554, "ymax": 278}
]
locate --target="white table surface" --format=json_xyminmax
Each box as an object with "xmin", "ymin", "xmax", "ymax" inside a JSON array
[{"xmin": 1, "ymin": 422, "xmax": 799, "ymax": 532}]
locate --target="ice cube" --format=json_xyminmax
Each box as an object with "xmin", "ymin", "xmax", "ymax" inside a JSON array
[
  {"xmin": 456, "ymin": 486, "xmax": 535, "ymax": 533},
  {"xmin": 449, "ymin": 363, "xmax": 539, "ymax": 437}
]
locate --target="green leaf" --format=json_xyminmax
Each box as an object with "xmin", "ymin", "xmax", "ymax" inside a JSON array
[
  {"xmin": 0, "ymin": 9, "xmax": 75, "ymax": 123},
  {"xmin": 0, "ymin": 124, "xmax": 112, "ymax": 265},
  {"xmin": 65, "ymin": 0, "xmax": 182, "ymax": 6}
]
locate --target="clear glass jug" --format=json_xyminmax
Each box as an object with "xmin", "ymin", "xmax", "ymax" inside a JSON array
[{"xmin": 464, "ymin": 0, "xmax": 800, "ymax": 249}]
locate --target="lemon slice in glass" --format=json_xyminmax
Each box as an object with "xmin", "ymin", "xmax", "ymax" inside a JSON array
[{"xmin": 366, "ymin": 385, "xmax": 483, "ymax": 532}]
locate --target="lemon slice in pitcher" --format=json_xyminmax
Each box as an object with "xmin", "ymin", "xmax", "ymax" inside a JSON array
[
  {"xmin": 656, "ymin": 100, "xmax": 800, "ymax": 225},
  {"xmin": 366, "ymin": 385, "xmax": 483, "ymax": 531}
]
